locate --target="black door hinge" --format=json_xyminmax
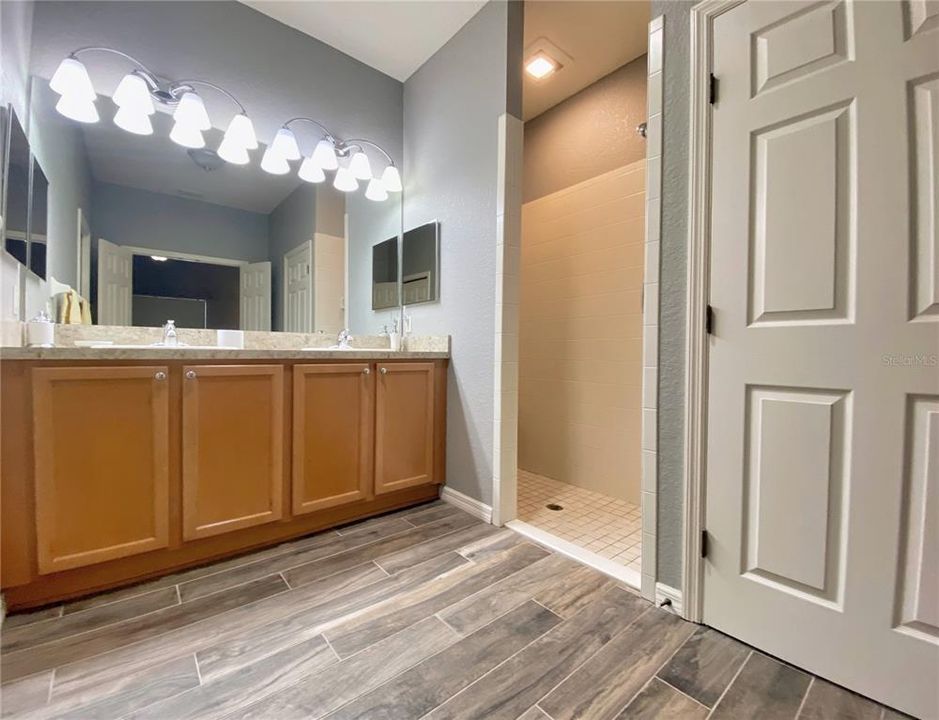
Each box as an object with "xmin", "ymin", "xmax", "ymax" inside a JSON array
[
  {"xmin": 709, "ymin": 73, "xmax": 718, "ymax": 105},
  {"xmin": 701, "ymin": 530, "xmax": 710, "ymax": 559},
  {"xmin": 705, "ymin": 305, "xmax": 714, "ymax": 335}
]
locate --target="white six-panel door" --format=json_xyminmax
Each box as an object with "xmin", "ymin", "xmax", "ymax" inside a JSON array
[
  {"xmin": 704, "ymin": 2, "xmax": 938, "ymax": 717},
  {"xmin": 96, "ymin": 238, "xmax": 132, "ymax": 326},
  {"xmin": 284, "ymin": 240, "xmax": 313, "ymax": 333},
  {"xmin": 239, "ymin": 260, "xmax": 271, "ymax": 331}
]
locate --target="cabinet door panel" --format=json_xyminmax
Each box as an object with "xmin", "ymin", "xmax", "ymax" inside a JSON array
[
  {"xmin": 182, "ymin": 365, "xmax": 283, "ymax": 540},
  {"xmin": 375, "ymin": 362, "xmax": 435, "ymax": 494},
  {"xmin": 33, "ymin": 366, "xmax": 169, "ymax": 574},
  {"xmin": 293, "ymin": 363, "xmax": 373, "ymax": 514}
]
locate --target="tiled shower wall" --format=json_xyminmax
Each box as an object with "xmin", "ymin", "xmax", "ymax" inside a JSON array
[{"xmin": 518, "ymin": 163, "xmax": 646, "ymax": 504}]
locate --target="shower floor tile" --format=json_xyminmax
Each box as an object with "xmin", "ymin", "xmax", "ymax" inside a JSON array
[{"xmin": 517, "ymin": 469, "xmax": 642, "ymax": 573}]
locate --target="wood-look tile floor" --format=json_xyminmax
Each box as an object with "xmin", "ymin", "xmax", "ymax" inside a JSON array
[{"xmin": 0, "ymin": 502, "xmax": 908, "ymax": 719}]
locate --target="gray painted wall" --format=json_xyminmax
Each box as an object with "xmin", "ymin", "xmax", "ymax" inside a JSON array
[
  {"xmin": 347, "ymin": 192, "xmax": 401, "ymax": 335},
  {"xmin": 28, "ymin": 81, "xmax": 93, "ymax": 287},
  {"xmin": 401, "ymin": 1, "xmax": 515, "ymax": 505},
  {"xmin": 1, "ymin": 1, "xmax": 33, "ymax": 121},
  {"xmin": 92, "ymin": 182, "xmax": 269, "ymax": 261},
  {"xmin": 268, "ymin": 183, "xmax": 315, "ymax": 332},
  {"xmin": 523, "ymin": 55, "xmax": 648, "ymax": 203},
  {"xmin": 650, "ymin": 0, "xmax": 694, "ymax": 589},
  {"xmin": 28, "ymin": 2, "xmax": 403, "ymax": 166}
]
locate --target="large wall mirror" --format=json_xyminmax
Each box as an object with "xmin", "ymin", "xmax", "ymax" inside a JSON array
[{"xmin": 5, "ymin": 1, "xmax": 406, "ymax": 337}]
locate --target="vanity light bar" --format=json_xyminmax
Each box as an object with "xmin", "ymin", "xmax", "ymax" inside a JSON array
[{"xmin": 48, "ymin": 48, "xmax": 402, "ymax": 202}]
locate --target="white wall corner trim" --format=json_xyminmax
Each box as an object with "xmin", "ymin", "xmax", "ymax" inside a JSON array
[
  {"xmin": 655, "ymin": 582, "xmax": 683, "ymax": 615},
  {"xmin": 491, "ymin": 112, "xmax": 523, "ymax": 526},
  {"xmin": 440, "ymin": 486, "xmax": 493, "ymax": 524}
]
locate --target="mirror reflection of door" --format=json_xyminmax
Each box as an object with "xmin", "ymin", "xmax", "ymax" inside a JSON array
[
  {"xmin": 402, "ymin": 221, "xmax": 439, "ymax": 305},
  {"xmin": 284, "ymin": 240, "xmax": 313, "ymax": 333},
  {"xmin": 371, "ymin": 237, "xmax": 399, "ymax": 310}
]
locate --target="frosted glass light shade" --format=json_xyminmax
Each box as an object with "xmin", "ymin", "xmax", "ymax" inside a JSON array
[
  {"xmin": 365, "ymin": 178, "xmax": 388, "ymax": 202},
  {"xmin": 55, "ymin": 94, "xmax": 99, "ymax": 123},
  {"xmin": 224, "ymin": 113, "xmax": 257, "ymax": 150},
  {"xmin": 311, "ymin": 139, "xmax": 338, "ymax": 170},
  {"xmin": 269, "ymin": 127, "xmax": 301, "ymax": 161},
  {"xmin": 381, "ymin": 165, "xmax": 402, "ymax": 192},
  {"xmin": 298, "ymin": 157, "xmax": 326, "ymax": 183},
  {"xmin": 173, "ymin": 92, "xmax": 211, "ymax": 131},
  {"xmin": 348, "ymin": 151, "xmax": 372, "ymax": 180},
  {"xmin": 169, "ymin": 121, "xmax": 205, "ymax": 149},
  {"xmin": 50, "ymin": 57, "xmax": 96, "ymax": 101},
  {"xmin": 260, "ymin": 147, "xmax": 290, "ymax": 175},
  {"xmin": 113, "ymin": 106, "xmax": 153, "ymax": 135},
  {"xmin": 217, "ymin": 135, "xmax": 250, "ymax": 165},
  {"xmin": 333, "ymin": 166, "xmax": 359, "ymax": 192},
  {"xmin": 112, "ymin": 73, "xmax": 154, "ymax": 115}
]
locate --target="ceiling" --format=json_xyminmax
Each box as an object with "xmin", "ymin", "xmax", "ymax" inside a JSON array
[
  {"xmin": 522, "ymin": 1, "xmax": 650, "ymax": 120},
  {"xmin": 241, "ymin": 1, "xmax": 487, "ymax": 81}
]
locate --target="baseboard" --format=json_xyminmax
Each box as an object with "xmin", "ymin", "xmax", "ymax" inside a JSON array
[
  {"xmin": 506, "ymin": 520, "xmax": 641, "ymax": 591},
  {"xmin": 439, "ymin": 486, "xmax": 493, "ymax": 524},
  {"xmin": 655, "ymin": 582, "xmax": 683, "ymax": 615}
]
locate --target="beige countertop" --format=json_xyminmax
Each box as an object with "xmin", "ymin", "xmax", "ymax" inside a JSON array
[{"xmin": 0, "ymin": 346, "xmax": 449, "ymax": 361}]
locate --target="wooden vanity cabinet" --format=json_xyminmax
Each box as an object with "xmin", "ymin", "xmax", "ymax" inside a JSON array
[
  {"xmin": 375, "ymin": 362, "xmax": 436, "ymax": 494},
  {"xmin": 32, "ymin": 366, "xmax": 170, "ymax": 574},
  {"xmin": 182, "ymin": 365, "xmax": 284, "ymax": 540},
  {"xmin": 292, "ymin": 363, "xmax": 374, "ymax": 514},
  {"xmin": 1, "ymin": 357, "xmax": 447, "ymax": 609}
]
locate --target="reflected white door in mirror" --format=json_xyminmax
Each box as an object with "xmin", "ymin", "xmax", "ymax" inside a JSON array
[
  {"xmin": 284, "ymin": 241, "xmax": 313, "ymax": 333},
  {"xmin": 240, "ymin": 262, "xmax": 272, "ymax": 331}
]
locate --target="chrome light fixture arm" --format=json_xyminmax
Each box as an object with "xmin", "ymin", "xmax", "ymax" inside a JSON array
[
  {"xmin": 341, "ymin": 138, "xmax": 396, "ymax": 167},
  {"xmin": 171, "ymin": 78, "xmax": 247, "ymax": 114},
  {"xmin": 284, "ymin": 117, "xmax": 337, "ymax": 145}
]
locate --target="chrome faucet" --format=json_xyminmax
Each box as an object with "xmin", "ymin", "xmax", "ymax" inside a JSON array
[
  {"xmin": 336, "ymin": 329, "xmax": 353, "ymax": 349},
  {"xmin": 162, "ymin": 320, "xmax": 178, "ymax": 347}
]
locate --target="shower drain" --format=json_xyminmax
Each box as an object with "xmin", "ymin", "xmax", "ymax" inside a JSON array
[{"xmin": 545, "ymin": 503, "xmax": 564, "ymax": 511}]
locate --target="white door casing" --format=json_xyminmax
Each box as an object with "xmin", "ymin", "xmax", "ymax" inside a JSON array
[
  {"xmin": 96, "ymin": 238, "xmax": 132, "ymax": 326},
  {"xmin": 240, "ymin": 261, "xmax": 271, "ymax": 331},
  {"xmin": 703, "ymin": 2, "xmax": 939, "ymax": 718}
]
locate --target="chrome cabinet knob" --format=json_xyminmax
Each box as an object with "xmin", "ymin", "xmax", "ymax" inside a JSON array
[
  {"xmin": 380, "ymin": 367, "xmax": 388, "ymax": 375},
  {"xmin": 186, "ymin": 370, "xmax": 197, "ymax": 380},
  {"xmin": 363, "ymin": 367, "xmax": 370, "ymax": 375},
  {"xmin": 154, "ymin": 371, "xmax": 167, "ymax": 381}
]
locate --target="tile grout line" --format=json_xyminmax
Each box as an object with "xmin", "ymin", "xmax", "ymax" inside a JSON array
[
  {"xmin": 3, "ymin": 573, "xmax": 297, "ymax": 686},
  {"xmin": 529, "ymin": 598, "xmax": 565, "ymax": 622},
  {"xmin": 321, "ymin": 634, "xmax": 342, "ymax": 663},
  {"xmin": 535, "ymin": 703, "xmax": 556, "ymax": 720},
  {"xmin": 706, "ymin": 650, "xmax": 753, "ymax": 719},
  {"xmin": 279, "ymin": 571, "xmax": 292, "ymax": 590},
  {"xmin": 45, "ymin": 667, "xmax": 56, "ymax": 705},
  {"xmin": 793, "ymin": 676, "xmax": 814, "ymax": 720},
  {"xmin": 655, "ymin": 675, "xmax": 711, "ymax": 710},
  {"xmin": 193, "ymin": 651, "xmax": 204, "ymax": 687},
  {"xmin": 420, "ymin": 586, "xmax": 642, "ymax": 720},
  {"xmin": 606, "ymin": 614, "xmax": 702, "ymax": 718}
]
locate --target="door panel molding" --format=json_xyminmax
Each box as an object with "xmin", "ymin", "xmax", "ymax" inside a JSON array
[
  {"xmin": 182, "ymin": 364, "xmax": 283, "ymax": 540},
  {"xmin": 33, "ymin": 366, "xmax": 170, "ymax": 573}
]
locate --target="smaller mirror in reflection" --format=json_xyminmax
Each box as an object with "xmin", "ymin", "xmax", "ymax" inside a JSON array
[
  {"xmin": 402, "ymin": 221, "xmax": 439, "ymax": 305},
  {"xmin": 372, "ymin": 237, "xmax": 399, "ymax": 310},
  {"xmin": 28, "ymin": 156, "xmax": 49, "ymax": 279},
  {"xmin": 3, "ymin": 109, "xmax": 30, "ymax": 267}
]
